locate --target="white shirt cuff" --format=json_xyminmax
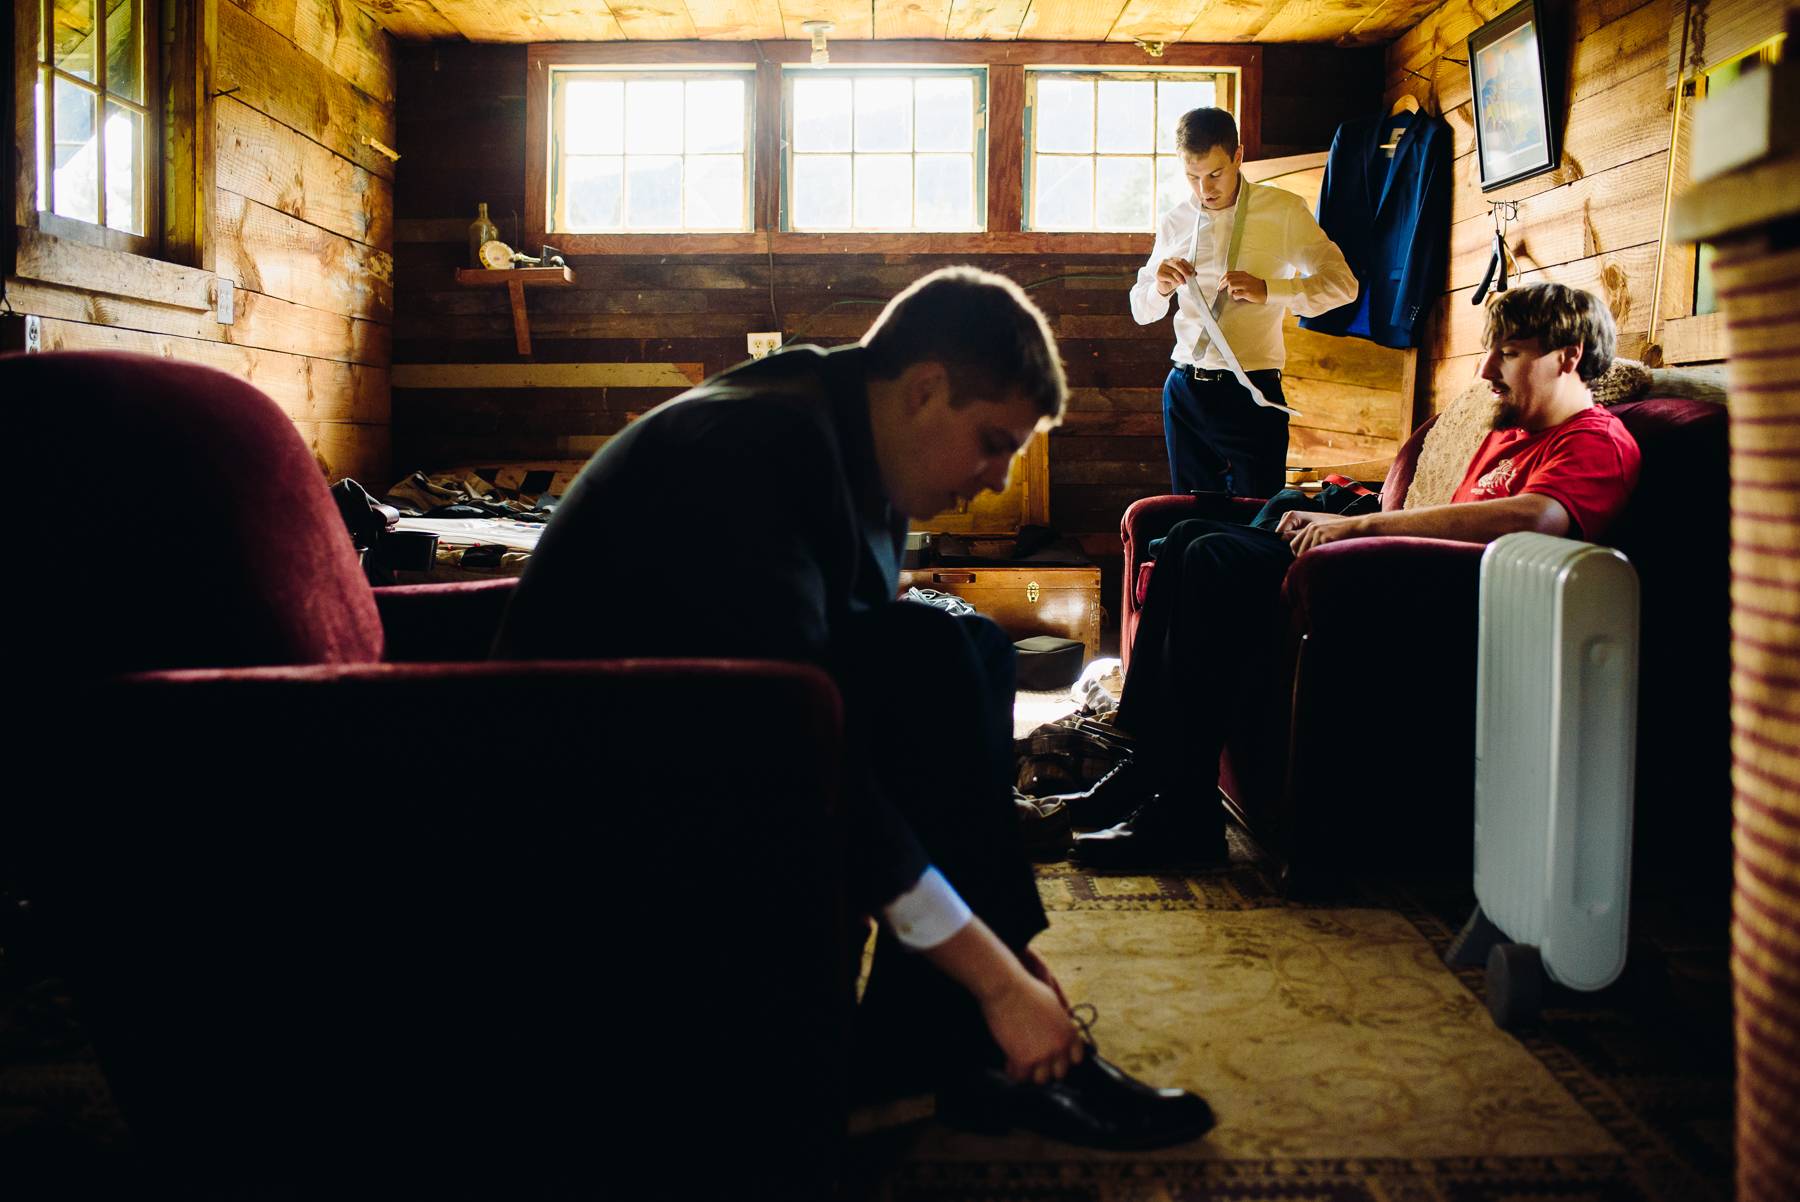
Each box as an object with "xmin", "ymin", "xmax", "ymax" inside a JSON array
[{"xmin": 881, "ymin": 866, "xmax": 974, "ymax": 950}]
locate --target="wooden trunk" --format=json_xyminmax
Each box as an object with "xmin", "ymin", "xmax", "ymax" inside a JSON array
[{"xmin": 900, "ymin": 566, "xmax": 1104, "ymax": 664}]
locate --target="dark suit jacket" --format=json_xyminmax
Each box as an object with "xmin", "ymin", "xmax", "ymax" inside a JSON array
[
  {"xmin": 492, "ymin": 344, "xmax": 928, "ymax": 906},
  {"xmin": 1299, "ymin": 109, "xmax": 1452, "ymax": 349}
]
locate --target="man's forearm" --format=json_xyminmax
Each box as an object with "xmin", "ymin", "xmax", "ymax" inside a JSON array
[{"xmin": 1344, "ymin": 494, "xmax": 1570, "ymax": 543}]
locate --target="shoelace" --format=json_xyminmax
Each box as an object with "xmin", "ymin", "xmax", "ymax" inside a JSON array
[{"xmin": 1071, "ymin": 1002, "xmax": 1099, "ymax": 1049}]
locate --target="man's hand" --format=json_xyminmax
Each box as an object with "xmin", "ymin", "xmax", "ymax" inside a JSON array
[
  {"xmin": 1276, "ymin": 509, "xmax": 1366, "ymax": 554},
  {"xmin": 1218, "ymin": 271, "xmax": 1268, "ymax": 304},
  {"xmin": 921, "ymin": 918, "xmax": 1085, "ymax": 1084},
  {"xmin": 1156, "ymin": 257, "xmax": 1196, "ymax": 297},
  {"xmin": 978, "ymin": 967, "xmax": 1087, "ymax": 1084}
]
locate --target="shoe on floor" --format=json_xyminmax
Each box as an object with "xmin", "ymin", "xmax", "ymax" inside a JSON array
[
  {"xmin": 1069, "ymin": 792, "xmax": 1229, "ymax": 871},
  {"xmin": 1014, "ymin": 789, "xmax": 1071, "ymax": 857},
  {"xmin": 936, "ymin": 1053, "xmax": 1215, "ymax": 1150},
  {"xmin": 1038, "ymin": 758, "xmax": 1161, "ymax": 831}
]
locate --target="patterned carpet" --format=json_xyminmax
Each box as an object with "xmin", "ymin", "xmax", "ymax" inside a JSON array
[
  {"xmin": 847, "ymin": 856, "xmax": 1735, "ymax": 1202},
  {"xmin": 0, "ymin": 858, "xmax": 1734, "ymax": 1201}
]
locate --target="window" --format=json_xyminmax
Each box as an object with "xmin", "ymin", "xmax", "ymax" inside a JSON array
[
  {"xmin": 33, "ymin": 0, "xmax": 159, "ymax": 252},
  {"xmin": 1024, "ymin": 70, "xmax": 1234, "ymax": 232},
  {"xmin": 782, "ymin": 68, "xmax": 985, "ymax": 232},
  {"xmin": 549, "ymin": 69, "xmax": 754, "ymax": 233}
]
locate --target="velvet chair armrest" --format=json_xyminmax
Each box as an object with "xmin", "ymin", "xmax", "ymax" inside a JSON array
[
  {"xmin": 371, "ymin": 578, "xmax": 520, "ymax": 662},
  {"xmin": 1119, "ymin": 494, "xmax": 1265, "ymax": 671},
  {"xmin": 28, "ymin": 659, "xmax": 848, "ymax": 1194}
]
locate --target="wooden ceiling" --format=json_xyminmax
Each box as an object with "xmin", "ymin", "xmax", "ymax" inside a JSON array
[{"xmin": 351, "ymin": 0, "xmax": 1444, "ymax": 47}]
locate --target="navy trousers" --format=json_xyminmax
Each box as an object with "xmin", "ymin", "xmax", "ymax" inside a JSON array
[
  {"xmin": 839, "ymin": 603, "xmax": 1046, "ymax": 1093},
  {"xmin": 1162, "ymin": 366, "xmax": 1290, "ymax": 498},
  {"xmin": 1115, "ymin": 519, "xmax": 1295, "ymax": 807}
]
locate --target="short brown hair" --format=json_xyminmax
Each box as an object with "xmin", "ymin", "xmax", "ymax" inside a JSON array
[
  {"xmin": 1482, "ymin": 283, "xmax": 1616, "ymax": 384},
  {"xmin": 1175, "ymin": 108, "xmax": 1239, "ymax": 158},
  {"xmin": 861, "ymin": 266, "xmax": 1068, "ymax": 420}
]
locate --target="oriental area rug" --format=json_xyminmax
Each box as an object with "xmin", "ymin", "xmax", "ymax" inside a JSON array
[{"xmin": 845, "ymin": 856, "xmax": 1735, "ymax": 1202}]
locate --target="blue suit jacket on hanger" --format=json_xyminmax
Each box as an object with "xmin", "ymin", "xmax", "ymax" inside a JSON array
[{"xmin": 1299, "ymin": 108, "xmax": 1452, "ymax": 349}]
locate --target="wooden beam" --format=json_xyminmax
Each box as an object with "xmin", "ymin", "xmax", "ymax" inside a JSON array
[
  {"xmin": 526, "ymin": 40, "xmax": 1265, "ymax": 69},
  {"xmin": 35, "ymin": 316, "xmax": 389, "ymax": 424},
  {"xmin": 5, "ymin": 275, "xmax": 391, "ymax": 365},
  {"xmin": 15, "ymin": 228, "xmax": 215, "ymax": 309},
  {"xmin": 988, "ymin": 65, "xmax": 1025, "ymax": 234},
  {"xmin": 392, "ymin": 363, "xmax": 706, "ymax": 388}
]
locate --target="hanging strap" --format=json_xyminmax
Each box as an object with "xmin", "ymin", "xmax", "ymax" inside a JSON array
[{"xmin": 1182, "ymin": 184, "xmax": 1301, "ymax": 417}]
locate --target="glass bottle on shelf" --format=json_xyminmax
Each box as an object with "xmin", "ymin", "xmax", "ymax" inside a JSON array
[{"xmin": 469, "ymin": 203, "xmax": 499, "ymax": 269}]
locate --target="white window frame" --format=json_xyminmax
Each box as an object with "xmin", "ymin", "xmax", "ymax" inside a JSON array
[
  {"xmin": 547, "ymin": 66, "xmax": 757, "ymax": 235},
  {"xmin": 780, "ymin": 65, "xmax": 988, "ymax": 233},
  {"xmin": 1022, "ymin": 68, "xmax": 1237, "ymax": 233}
]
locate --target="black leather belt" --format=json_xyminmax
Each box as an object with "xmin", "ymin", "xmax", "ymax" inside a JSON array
[{"xmin": 1174, "ymin": 364, "xmax": 1280, "ymax": 383}]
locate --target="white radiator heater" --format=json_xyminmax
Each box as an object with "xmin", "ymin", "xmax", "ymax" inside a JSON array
[{"xmin": 1459, "ymin": 533, "xmax": 1640, "ymax": 1023}]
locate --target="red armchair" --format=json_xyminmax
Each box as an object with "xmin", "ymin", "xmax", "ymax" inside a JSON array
[
  {"xmin": 1119, "ymin": 395, "xmax": 1729, "ymax": 894},
  {"xmin": 6, "ymin": 352, "xmax": 849, "ymax": 1196}
]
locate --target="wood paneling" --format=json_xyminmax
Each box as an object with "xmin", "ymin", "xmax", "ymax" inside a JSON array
[
  {"xmin": 219, "ymin": 0, "xmax": 398, "ymax": 180},
  {"xmin": 229, "ymin": 0, "xmax": 398, "ymax": 102},
  {"xmin": 392, "ymin": 40, "xmax": 1386, "ymax": 532},
  {"xmin": 215, "ymin": 190, "xmax": 396, "ymax": 322},
  {"xmin": 1391, "ymin": 0, "xmax": 1694, "ymax": 412},
  {"xmin": 6, "ymin": 0, "xmax": 398, "ymax": 484},
  {"xmin": 216, "ymin": 97, "xmax": 394, "ymax": 249}
]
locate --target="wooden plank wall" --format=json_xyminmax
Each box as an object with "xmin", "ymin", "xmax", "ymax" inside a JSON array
[
  {"xmin": 391, "ymin": 42, "xmax": 1390, "ymax": 537},
  {"xmin": 9, "ymin": 0, "xmax": 395, "ymax": 485},
  {"xmin": 1386, "ymin": 0, "xmax": 1713, "ymax": 412}
]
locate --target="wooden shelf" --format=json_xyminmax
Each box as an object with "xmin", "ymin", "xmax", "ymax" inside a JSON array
[{"xmin": 454, "ymin": 266, "xmax": 576, "ymax": 354}]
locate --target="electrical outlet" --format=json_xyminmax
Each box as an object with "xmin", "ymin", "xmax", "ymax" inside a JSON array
[{"xmin": 747, "ymin": 332, "xmax": 783, "ymax": 359}]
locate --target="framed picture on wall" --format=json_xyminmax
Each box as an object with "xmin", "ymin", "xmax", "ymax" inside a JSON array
[{"xmin": 1468, "ymin": 0, "xmax": 1560, "ymax": 191}]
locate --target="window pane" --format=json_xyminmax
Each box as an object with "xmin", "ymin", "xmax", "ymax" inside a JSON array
[
  {"xmin": 791, "ymin": 155, "xmax": 850, "ymax": 227},
  {"xmin": 854, "ymin": 154, "xmax": 910, "ymax": 227},
  {"xmin": 1096, "ymin": 81, "xmax": 1152, "ymax": 153},
  {"xmin": 1035, "ymin": 79, "xmax": 1092, "ymax": 153},
  {"xmin": 1096, "ymin": 156, "xmax": 1152, "ymax": 229},
  {"xmin": 625, "ymin": 80, "xmax": 682, "ymax": 155},
  {"xmin": 854, "ymin": 78, "xmax": 911, "ymax": 152},
  {"xmin": 1034, "ymin": 155, "xmax": 1092, "ymax": 229},
  {"xmin": 564, "ymin": 81, "xmax": 623, "ymax": 155},
  {"xmin": 915, "ymin": 154, "xmax": 972, "ymax": 229},
  {"xmin": 1157, "ymin": 156, "xmax": 1187, "ymax": 218},
  {"xmin": 793, "ymin": 80, "xmax": 851, "ymax": 152},
  {"xmin": 625, "ymin": 155, "xmax": 682, "ymax": 227},
  {"xmin": 685, "ymin": 154, "xmax": 743, "ymax": 228},
  {"xmin": 107, "ymin": 0, "xmax": 141, "ymax": 103},
  {"xmin": 685, "ymin": 80, "xmax": 743, "ymax": 153},
  {"xmin": 1156, "ymin": 80, "xmax": 1217, "ymax": 153},
  {"xmin": 914, "ymin": 77, "xmax": 972, "ymax": 152},
  {"xmin": 52, "ymin": 76, "xmax": 98, "ymax": 224},
  {"xmin": 564, "ymin": 156, "xmax": 623, "ymax": 228},
  {"xmin": 52, "ymin": 0, "xmax": 96, "ymax": 81},
  {"xmin": 104, "ymin": 102, "xmax": 140, "ymax": 232}
]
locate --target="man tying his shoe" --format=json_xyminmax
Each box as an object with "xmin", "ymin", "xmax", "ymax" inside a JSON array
[
  {"xmin": 493, "ymin": 268, "xmax": 1214, "ymax": 1149},
  {"xmin": 1063, "ymin": 283, "xmax": 1642, "ymax": 870}
]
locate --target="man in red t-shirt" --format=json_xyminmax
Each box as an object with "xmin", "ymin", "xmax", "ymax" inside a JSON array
[{"xmin": 1068, "ymin": 282, "xmax": 1642, "ymax": 870}]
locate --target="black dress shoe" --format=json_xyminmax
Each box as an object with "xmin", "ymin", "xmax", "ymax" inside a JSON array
[
  {"xmin": 936, "ymin": 1054, "xmax": 1215, "ymax": 1150},
  {"xmin": 1069, "ymin": 792, "xmax": 1229, "ymax": 871},
  {"xmin": 1041, "ymin": 758, "xmax": 1162, "ymax": 831}
]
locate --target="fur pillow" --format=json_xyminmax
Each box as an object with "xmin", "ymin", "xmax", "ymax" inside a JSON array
[
  {"xmin": 1404, "ymin": 379, "xmax": 1500, "ymax": 509},
  {"xmin": 1591, "ymin": 357, "xmax": 1654, "ymax": 406}
]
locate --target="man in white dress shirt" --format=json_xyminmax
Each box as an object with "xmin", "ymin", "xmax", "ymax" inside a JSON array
[{"xmin": 1130, "ymin": 108, "xmax": 1357, "ymax": 498}]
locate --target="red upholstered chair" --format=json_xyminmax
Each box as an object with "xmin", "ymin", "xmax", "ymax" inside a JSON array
[
  {"xmin": 1119, "ymin": 395, "xmax": 1729, "ymax": 894},
  {"xmin": 5, "ymin": 352, "xmax": 848, "ymax": 1196}
]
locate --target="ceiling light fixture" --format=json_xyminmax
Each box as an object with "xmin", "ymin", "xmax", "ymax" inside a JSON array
[{"xmin": 803, "ymin": 20, "xmax": 834, "ymax": 67}]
